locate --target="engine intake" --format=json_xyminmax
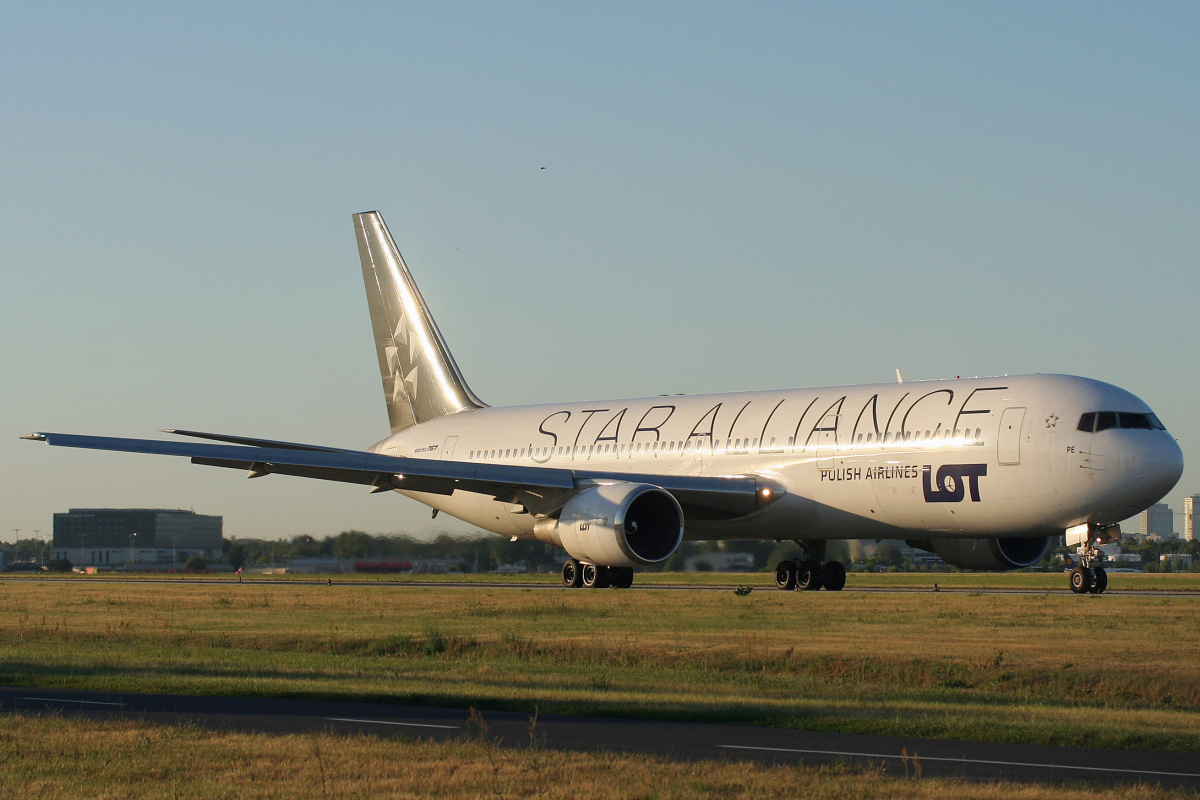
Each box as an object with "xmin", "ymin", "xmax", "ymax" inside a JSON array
[
  {"xmin": 907, "ymin": 536, "xmax": 1054, "ymax": 570},
  {"xmin": 534, "ymin": 483, "xmax": 684, "ymax": 568}
]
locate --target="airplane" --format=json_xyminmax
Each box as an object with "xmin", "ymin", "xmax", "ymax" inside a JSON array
[{"xmin": 23, "ymin": 211, "xmax": 1184, "ymax": 594}]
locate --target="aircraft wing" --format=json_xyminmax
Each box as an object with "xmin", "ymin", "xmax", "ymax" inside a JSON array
[{"xmin": 22, "ymin": 432, "xmax": 774, "ymax": 519}]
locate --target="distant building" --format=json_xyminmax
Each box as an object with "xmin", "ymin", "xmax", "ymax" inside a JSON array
[
  {"xmin": 1139, "ymin": 503, "xmax": 1175, "ymax": 540},
  {"xmin": 52, "ymin": 508, "xmax": 222, "ymax": 567},
  {"xmin": 684, "ymin": 552, "xmax": 755, "ymax": 572},
  {"xmin": 1185, "ymin": 495, "xmax": 1199, "ymax": 542}
]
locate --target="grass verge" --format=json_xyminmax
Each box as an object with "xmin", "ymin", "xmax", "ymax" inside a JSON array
[
  {"xmin": 1, "ymin": 580, "xmax": 1198, "ymax": 753},
  {"xmin": 2, "ymin": 713, "xmax": 1195, "ymax": 800}
]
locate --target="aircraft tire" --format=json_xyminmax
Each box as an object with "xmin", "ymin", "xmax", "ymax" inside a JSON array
[
  {"xmin": 563, "ymin": 559, "xmax": 583, "ymax": 588},
  {"xmin": 823, "ymin": 560, "xmax": 846, "ymax": 591},
  {"xmin": 775, "ymin": 561, "xmax": 797, "ymax": 590},
  {"xmin": 1089, "ymin": 566, "xmax": 1108, "ymax": 594},
  {"xmin": 581, "ymin": 563, "xmax": 612, "ymax": 589},
  {"xmin": 1069, "ymin": 566, "xmax": 1092, "ymax": 594},
  {"xmin": 610, "ymin": 567, "xmax": 634, "ymax": 588},
  {"xmin": 796, "ymin": 561, "xmax": 824, "ymax": 591}
]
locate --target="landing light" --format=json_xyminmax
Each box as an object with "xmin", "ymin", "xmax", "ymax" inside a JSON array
[{"xmin": 760, "ymin": 488, "xmax": 772, "ymax": 498}]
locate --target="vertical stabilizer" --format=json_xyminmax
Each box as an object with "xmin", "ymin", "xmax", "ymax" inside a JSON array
[{"xmin": 354, "ymin": 211, "xmax": 486, "ymax": 434}]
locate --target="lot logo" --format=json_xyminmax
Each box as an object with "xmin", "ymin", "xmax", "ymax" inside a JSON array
[{"xmin": 922, "ymin": 464, "xmax": 987, "ymax": 503}]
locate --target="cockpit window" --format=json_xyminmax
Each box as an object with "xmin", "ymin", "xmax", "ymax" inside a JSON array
[
  {"xmin": 1118, "ymin": 412, "xmax": 1154, "ymax": 430},
  {"xmin": 1077, "ymin": 411, "xmax": 1167, "ymax": 433}
]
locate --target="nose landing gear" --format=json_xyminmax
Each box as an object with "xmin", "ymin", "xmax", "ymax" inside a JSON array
[{"xmin": 1068, "ymin": 541, "xmax": 1109, "ymax": 594}]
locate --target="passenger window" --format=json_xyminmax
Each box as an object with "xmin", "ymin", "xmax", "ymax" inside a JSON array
[
  {"xmin": 1077, "ymin": 413, "xmax": 1095, "ymax": 433},
  {"xmin": 1095, "ymin": 412, "xmax": 1117, "ymax": 432}
]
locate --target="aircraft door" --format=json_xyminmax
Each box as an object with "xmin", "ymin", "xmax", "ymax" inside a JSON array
[
  {"xmin": 998, "ymin": 408, "xmax": 1025, "ymax": 465},
  {"xmin": 441, "ymin": 436, "xmax": 459, "ymax": 460}
]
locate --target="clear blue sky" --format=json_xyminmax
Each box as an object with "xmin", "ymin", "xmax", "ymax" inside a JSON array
[{"xmin": 2, "ymin": 2, "xmax": 1197, "ymax": 542}]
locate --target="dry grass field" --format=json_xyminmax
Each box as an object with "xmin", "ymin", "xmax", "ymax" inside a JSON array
[
  {"xmin": 3, "ymin": 713, "xmax": 1197, "ymax": 800},
  {"xmin": 1, "ymin": 577, "xmax": 1198, "ymax": 755}
]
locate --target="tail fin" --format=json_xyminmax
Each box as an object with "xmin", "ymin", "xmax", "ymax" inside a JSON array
[{"xmin": 353, "ymin": 211, "xmax": 486, "ymax": 434}]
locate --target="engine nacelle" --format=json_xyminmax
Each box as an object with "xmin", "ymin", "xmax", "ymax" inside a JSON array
[
  {"xmin": 534, "ymin": 483, "xmax": 684, "ymax": 568},
  {"xmin": 907, "ymin": 536, "xmax": 1054, "ymax": 570}
]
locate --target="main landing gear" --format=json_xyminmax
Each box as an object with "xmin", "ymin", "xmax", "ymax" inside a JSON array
[
  {"xmin": 562, "ymin": 559, "xmax": 634, "ymax": 589},
  {"xmin": 774, "ymin": 540, "xmax": 846, "ymax": 592},
  {"xmin": 1069, "ymin": 540, "xmax": 1108, "ymax": 594},
  {"xmin": 774, "ymin": 559, "xmax": 846, "ymax": 591}
]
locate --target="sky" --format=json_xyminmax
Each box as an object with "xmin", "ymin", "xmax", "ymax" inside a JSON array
[{"xmin": 2, "ymin": 2, "xmax": 1197, "ymax": 543}]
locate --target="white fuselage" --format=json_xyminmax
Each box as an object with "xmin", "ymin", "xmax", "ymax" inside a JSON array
[{"xmin": 368, "ymin": 373, "xmax": 1183, "ymax": 543}]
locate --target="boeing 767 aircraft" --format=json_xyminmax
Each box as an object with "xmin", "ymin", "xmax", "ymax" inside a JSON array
[{"xmin": 24, "ymin": 212, "xmax": 1184, "ymax": 593}]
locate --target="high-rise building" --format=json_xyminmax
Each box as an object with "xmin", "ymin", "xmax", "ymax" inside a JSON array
[
  {"xmin": 1139, "ymin": 502, "xmax": 1175, "ymax": 540},
  {"xmin": 52, "ymin": 508, "xmax": 223, "ymax": 567},
  {"xmin": 1185, "ymin": 495, "xmax": 1199, "ymax": 542}
]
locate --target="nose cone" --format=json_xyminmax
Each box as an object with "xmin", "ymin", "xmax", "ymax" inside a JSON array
[{"xmin": 1134, "ymin": 434, "xmax": 1184, "ymax": 501}]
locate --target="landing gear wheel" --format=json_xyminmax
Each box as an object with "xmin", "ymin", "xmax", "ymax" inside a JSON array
[
  {"xmin": 562, "ymin": 559, "xmax": 582, "ymax": 588},
  {"xmin": 796, "ymin": 561, "xmax": 824, "ymax": 591},
  {"xmin": 581, "ymin": 563, "xmax": 611, "ymax": 589},
  {"xmin": 611, "ymin": 567, "xmax": 634, "ymax": 589},
  {"xmin": 1089, "ymin": 566, "xmax": 1108, "ymax": 594},
  {"xmin": 775, "ymin": 561, "xmax": 797, "ymax": 590},
  {"xmin": 823, "ymin": 560, "xmax": 846, "ymax": 591},
  {"xmin": 1069, "ymin": 566, "xmax": 1093, "ymax": 594}
]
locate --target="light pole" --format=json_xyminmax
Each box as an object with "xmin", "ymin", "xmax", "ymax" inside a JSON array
[{"xmin": 129, "ymin": 532, "xmax": 137, "ymax": 568}]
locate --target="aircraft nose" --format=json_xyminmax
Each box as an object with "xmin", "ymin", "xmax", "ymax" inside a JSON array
[{"xmin": 1133, "ymin": 433, "xmax": 1184, "ymax": 499}]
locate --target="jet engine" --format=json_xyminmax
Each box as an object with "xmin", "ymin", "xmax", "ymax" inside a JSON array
[
  {"xmin": 907, "ymin": 536, "xmax": 1054, "ymax": 570},
  {"xmin": 534, "ymin": 483, "xmax": 684, "ymax": 568}
]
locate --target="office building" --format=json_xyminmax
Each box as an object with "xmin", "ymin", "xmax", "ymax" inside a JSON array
[
  {"xmin": 1138, "ymin": 502, "xmax": 1174, "ymax": 540},
  {"xmin": 1185, "ymin": 495, "xmax": 1199, "ymax": 542},
  {"xmin": 52, "ymin": 508, "xmax": 223, "ymax": 567}
]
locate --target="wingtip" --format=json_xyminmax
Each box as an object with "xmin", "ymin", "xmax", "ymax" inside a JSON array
[{"xmin": 20, "ymin": 433, "xmax": 47, "ymax": 441}]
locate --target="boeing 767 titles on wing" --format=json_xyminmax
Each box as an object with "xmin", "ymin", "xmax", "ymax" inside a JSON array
[{"xmin": 24, "ymin": 212, "xmax": 1184, "ymax": 593}]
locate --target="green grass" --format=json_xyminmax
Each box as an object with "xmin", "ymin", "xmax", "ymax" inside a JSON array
[{"xmin": 1, "ymin": 580, "xmax": 1198, "ymax": 754}]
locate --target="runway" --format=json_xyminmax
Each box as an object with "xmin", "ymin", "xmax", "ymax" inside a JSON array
[
  {"xmin": 4, "ymin": 575, "xmax": 1197, "ymax": 597},
  {"xmin": 3, "ymin": 687, "xmax": 1198, "ymax": 788}
]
